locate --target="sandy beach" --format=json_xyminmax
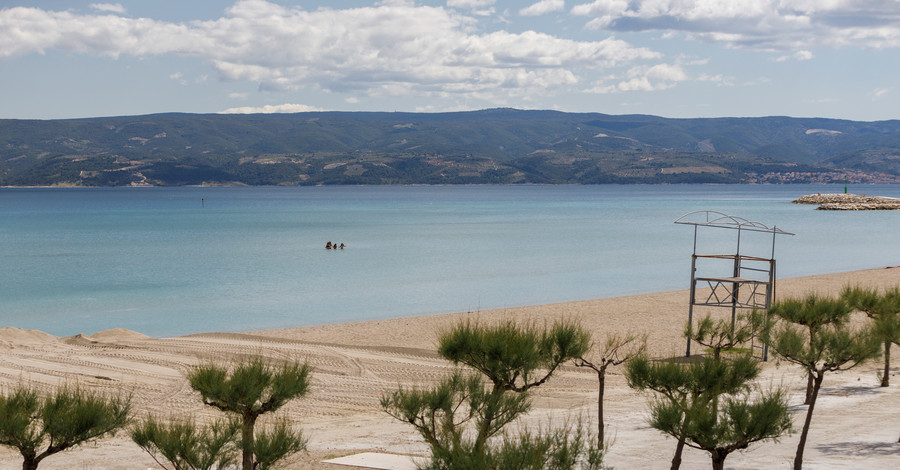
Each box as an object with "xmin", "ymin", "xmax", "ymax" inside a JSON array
[{"xmin": 1, "ymin": 267, "xmax": 898, "ymax": 469}]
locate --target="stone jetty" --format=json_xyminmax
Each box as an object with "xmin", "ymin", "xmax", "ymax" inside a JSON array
[{"xmin": 792, "ymin": 193, "xmax": 900, "ymax": 210}]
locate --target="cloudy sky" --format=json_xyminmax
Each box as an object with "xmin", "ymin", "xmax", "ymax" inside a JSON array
[{"xmin": 1, "ymin": 0, "xmax": 899, "ymax": 120}]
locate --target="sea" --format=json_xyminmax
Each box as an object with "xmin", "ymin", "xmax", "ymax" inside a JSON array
[{"xmin": 2, "ymin": 184, "xmax": 899, "ymax": 337}]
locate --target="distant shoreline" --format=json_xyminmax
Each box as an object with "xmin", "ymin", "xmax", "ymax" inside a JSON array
[
  {"xmin": 793, "ymin": 192, "xmax": 900, "ymax": 210},
  {"xmin": 4, "ymin": 182, "xmax": 900, "ymax": 189}
]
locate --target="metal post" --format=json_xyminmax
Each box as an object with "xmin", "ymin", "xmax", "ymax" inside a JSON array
[
  {"xmin": 771, "ymin": 227, "xmax": 777, "ymax": 259},
  {"xmin": 731, "ymin": 228, "xmax": 742, "ymax": 331},
  {"xmin": 692, "ymin": 225, "xmax": 698, "ymax": 255},
  {"xmin": 731, "ymin": 255, "xmax": 740, "ymax": 332},
  {"xmin": 687, "ymin": 254, "xmax": 697, "ymax": 357},
  {"xmin": 764, "ymin": 258, "xmax": 776, "ymax": 361},
  {"xmin": 765, "ymin": 227, "xmax": 778, "ymax": 361}
]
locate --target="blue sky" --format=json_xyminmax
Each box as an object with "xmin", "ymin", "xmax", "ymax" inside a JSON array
[{"xmin": 1, "ymin": 0, "xmax": 899, "ymax": 121}]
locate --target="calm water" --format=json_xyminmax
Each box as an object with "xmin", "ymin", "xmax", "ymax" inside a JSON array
[{"xmin": 2, "ymin": 184, "xmax": 899, "ymax": 337}]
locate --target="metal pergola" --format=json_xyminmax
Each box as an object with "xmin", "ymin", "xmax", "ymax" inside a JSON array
[{"xmin": 675, "ymin": 211, "xmax": 794, "ymax": 360}]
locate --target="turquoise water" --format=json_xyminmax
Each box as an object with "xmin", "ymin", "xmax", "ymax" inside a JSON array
[{"xmin": 2, "ymin": 184, "xmax": 899, "ymax": 337}]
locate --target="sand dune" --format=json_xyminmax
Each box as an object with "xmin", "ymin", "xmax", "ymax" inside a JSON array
[
  {"xmin": 89, "ymin": 328, "xmax": 152, "ymax": 343},
  {"xmin": 0, "ymin": 327, "xmax": 58, "ymax": 345},
  {"xmin": 0, "ymin": 268, "xmax": 898, "ymax": 469}
]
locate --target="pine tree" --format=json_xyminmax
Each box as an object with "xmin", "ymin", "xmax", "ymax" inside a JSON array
[
  {"xmin": 626, "ymin": 354, "xmax": 770, "ymax": 470},
  {"xmin": 649, "ymin": 383, "xmax": 791, "ymax": 470},
  {"xmin": 187, "ymin": 357, "xmax": 310, "ymax": 470},
  {"xmin": 764, "ymin": 294, "xmax": 881, "ymax": 470},
  {"xmin": 841, "ymin": 285, "xmax": 900, "ymax": 387},
  {"xmin": 0, "ymin": 385, "xmax": 130, "ymax": 470},
  {"xmin": 574, "ymin": 331, "xmax": 646, "ymax": 447},
  {"xmin": 767, "ymin": 295, "xmax": 851, "ymax": 405},
  {"xmin": 382, "ymin": 319, "xmax": 600, "ymax": 469},
  {"xmin": 131, "ymin": 415, "xmax": 239, "ymax": 470}
]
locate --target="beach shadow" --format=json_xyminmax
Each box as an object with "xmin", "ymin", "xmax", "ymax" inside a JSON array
[
  {"xmin": 816, "ymin": 441, "xmax": 899, "ymax": 457},
  {"xmin": 818, "ymin": 384, "xmax": 884, "ymax": 397},
  {"xmin": 653, "ymin": 355, "xmax": 706, "ymax": 364}
]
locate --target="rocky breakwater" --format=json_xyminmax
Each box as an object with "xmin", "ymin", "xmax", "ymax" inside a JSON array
[{"xmin": 793, "ymin": 193, "xmax": 900, "ymax": 210}]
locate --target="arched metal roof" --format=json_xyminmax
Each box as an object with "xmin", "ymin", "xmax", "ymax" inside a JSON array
[{"xmin": 674, "ymin": 210, "xmax": 794, "ymax": 236}]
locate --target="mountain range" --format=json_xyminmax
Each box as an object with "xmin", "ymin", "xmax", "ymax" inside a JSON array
[{"xmin": 2, "ymin": 108, "xmax": 899, "ymax": 186}]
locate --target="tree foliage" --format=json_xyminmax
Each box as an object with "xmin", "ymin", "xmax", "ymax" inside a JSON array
[
  {"xmin": 0, "ymin": 385, "xmax": 131, "ymax": 470},
  {"xmin": 627, "ymin": 354, "xmax": 790, "ymax": 470},
  {"xmin": 437, "ymin": 319, "xmax": 591, "ymax": 393},
  {"xmin": 187, "ymin": 358, "xmax": 311, "ymax": 470},
  {"xmin": 384, "ymin": 319, "xmax": 600, "ymax": 469},
  {"xmin": 841, "ymin": 285, "xmax": 900, "ymax": 387},
  {"xmin": 131, "ymin": 415, "xmax": 239, "ymax": 470},
  {"xmin": 381, "ymin": 371, "xmax": 531, "ymax": 469},
  {"xmin": 764, "ymin": 294, "xmax": 881, "ymax": 470},
  {"xmin": 685, "ymin": 312, "xmax": 764, "ymax": 360},
  {"xmin": 768, "ymin": 294, "xmax": 852, "ymax": 404},
  {"xmin": 250, "ymin": 418, "xmax": 308, "ymax": 470},
  {"xmin": 649, "ymin": 387, "xmax": 791, "ymax": 470},
  {"xmin": 491, "ymin": 418, "xmax": 607, "ymax": 470}
]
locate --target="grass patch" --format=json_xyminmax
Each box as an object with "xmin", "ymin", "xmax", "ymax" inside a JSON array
[{"xmin": 705, "ymin": 347, "xmax": 753, "ymax": 355}]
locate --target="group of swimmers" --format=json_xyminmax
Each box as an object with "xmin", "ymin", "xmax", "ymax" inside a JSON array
[{"xmin": 325, "ymin": 241, "xmax": 345, "ymax": 250}]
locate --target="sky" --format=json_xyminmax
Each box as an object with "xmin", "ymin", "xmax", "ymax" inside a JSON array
[{"xmin": 1, "ymin": 0, "xmax": 899, "ymax": 121}]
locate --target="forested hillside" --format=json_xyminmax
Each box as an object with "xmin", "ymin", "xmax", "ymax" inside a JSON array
[{"xmin": 2, "ymin": 109, "xmax": 899, "ymax": 186}]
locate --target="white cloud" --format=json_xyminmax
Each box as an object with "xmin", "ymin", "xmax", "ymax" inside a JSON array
[
  {"xmin": 774, "ymin": 50, "xmax": 814, "ymax": 62},
  {"xmin": 0, "ymin": 7, "xmax": 193, "ymax": 58},
  {"xmin": 169, "ymin": 72, "xmax": 188, "ymax": 85},
  {"xmin": 585, "ymin": 62, "xmax": 687, "ymax": 93},
  {"xmin": 873, "ymin": 88, "xmax": 890, "ymax": 99},
  {"xmin": 447, "ymin": 0, "xmax": 495, "ymax": 8},
  {"xmin": 619, "ymin": 63, "xmax": 687, "ymax": 91},
  {"xmin": 520, "ymin": 0, "xmax": 565, "ymax": 16},
  {"xmin": 89, "ymin": 3, "xmax": 126, "ymax": 14},
  {"xmin": 571, "ymin": 0, "xmax": 900, "ymax": 51},
  {"xmin": 571, "ymin": 0, "xmax": 628, "ymax": 16},
  {"xmin": 0, "ymin": 1, "xmax": 659, "ymax": 102},
  {"xmin": 228, "ymin": 92, "xmax": 249, "ymax": 99},
  {"xmin": 698, "ymin": 73, "xmax": 734, "ymax": 86},
  {"xmin": 219, "ymin": 103, "xmax": 325, "ymax": 114}
]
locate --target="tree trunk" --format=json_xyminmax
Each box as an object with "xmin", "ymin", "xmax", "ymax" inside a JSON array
[
  {"xmin": 794, "ymin": 372, "xmax": 824, "ymax": 470},
  {"xmin": 804, "ymin": 329, "xmax": 815, "ymax": 405},
  {"xmin": 671, "ymin": 438, "xmax": 685, "ymax": 470},
  {"xmin": 804, "ymin": 370, "xmax": 814, "ymax": 405},
  {"xmin": 473, "ymin": 387, "xmax": 503, "ymax": 458},
  {"xmin": 22, "ymin": 457, "xmax": 39, "ymax": 470},
  {"xmin": 711, "ymin": 450, "xmax": 727, "ymax": 470},
  {"xmin": 881, "ymin": 341, "xmax": 891, "ymax": 387},
  {"xmin": 242, "ymin": 414, "xmax": 257, "ymax": 470},
  {"xmin": 597, "ymin": 367, "xmax": 606, "ymax": 447}
]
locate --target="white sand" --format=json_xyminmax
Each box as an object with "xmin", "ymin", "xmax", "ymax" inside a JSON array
[{"xmin": 0, "ymin": 268, "xmax": 898, "ymax": 469}]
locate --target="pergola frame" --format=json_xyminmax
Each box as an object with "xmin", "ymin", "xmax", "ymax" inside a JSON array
[{"xmin": 675, "ymin": 211, "xmax": 794, "ymax": 360}]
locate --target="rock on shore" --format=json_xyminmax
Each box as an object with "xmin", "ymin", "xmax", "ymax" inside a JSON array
[{"xmin": 792, "ymin": 193, "xmax": 900, "ymax": 210}]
